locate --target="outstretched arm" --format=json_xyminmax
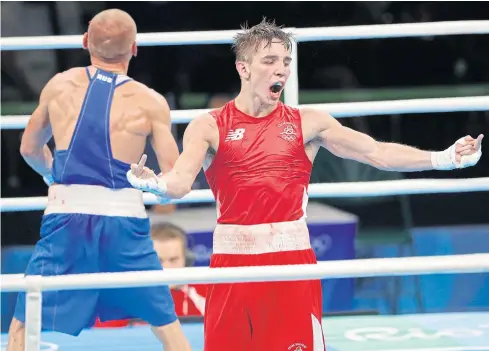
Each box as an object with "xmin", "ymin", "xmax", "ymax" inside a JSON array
[
  {"xmin": 128, "ymin": 113, "xmax": 216, "ymax": 199},
  {"xmin": 304, "ymin": 108, "xmax": 483, "ymax": 172},
  {"xmin": 20, "ymin": 74, "xmax": 60, "ymax": 182}
]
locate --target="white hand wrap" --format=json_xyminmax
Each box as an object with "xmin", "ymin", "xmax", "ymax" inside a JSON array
[
  {"xmin": 431, "ymin": 137, "xmax": 482, "ymax": 170},
  {"xmin": 126, "ymin": 170, "xmax": 168, "ymax": 197}
]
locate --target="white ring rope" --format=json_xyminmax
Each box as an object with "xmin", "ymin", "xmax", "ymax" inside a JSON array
[
  {"xmin": 2, "ymin": 178, "xmax": 488, "ymax": 212},
  {"xmin": 2, "ymin": 254, "xmax": 489, "ymax": 292},
  {"xmin": 1, "ymin": 20, "xmax": 488, "ymax": 50},
  {"xmin": 2, "ymin": 96, "xmax": 489, "ymax": 130}
]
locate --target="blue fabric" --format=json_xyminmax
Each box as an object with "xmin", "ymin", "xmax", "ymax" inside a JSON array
[
  {"xmin": 51, "ymin": 68, "xmax": 133, "ymax": 189},
  {"xmin": 13, "ymin": 213, "xmax": 177, "ymax": 336}
]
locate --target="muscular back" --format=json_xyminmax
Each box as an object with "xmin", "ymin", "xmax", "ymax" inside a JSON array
[{"xmin": 45, "ymin": 66, "xmax": 177, "ymax": 173}]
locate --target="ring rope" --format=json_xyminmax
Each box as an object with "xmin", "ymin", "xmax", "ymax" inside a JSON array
[
  {"xmin": 2, "ymin": 178, "xmax": 488, "ymax": 212},
  {"xmin": 2, "ymin": 96, "xmax": 489, "ymax": 129},
  {"xmin": 1, "ymin": 20, "xmax": 488, "ymax": 50},
  {"xmin": 2, "ymin": 254, "xmax": 489, "ymax": 292}
]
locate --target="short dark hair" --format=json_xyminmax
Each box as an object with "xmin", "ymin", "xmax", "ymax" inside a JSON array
[{"xmin": 232, "ymin": 17, "xmax": 294, "ymax": 62}]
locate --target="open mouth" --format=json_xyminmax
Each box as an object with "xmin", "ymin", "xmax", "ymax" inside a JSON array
[{"xmin": 269, "ymin": 82, "xmax": 283, "ymax": 99}]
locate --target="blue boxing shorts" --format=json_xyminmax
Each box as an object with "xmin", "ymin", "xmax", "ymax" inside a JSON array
[{"xmin": 14, "ymin": 184, "xmax": 177, "ymax": 336}]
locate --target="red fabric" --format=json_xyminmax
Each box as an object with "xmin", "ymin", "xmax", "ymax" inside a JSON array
[
  {"xmin": 203, "ymin": 249, "xmax": 325, "ymax": 351},
  {"xmin": 172, "ymin": 284, "xmax": 207, "ymax": 316},
  {"xmin": 93, "ymin": 319, "xmax": 130, "ymax": 328},
  {"xmin": 205, "ymin": 100, "xmax": 312, "ymax": 225}
]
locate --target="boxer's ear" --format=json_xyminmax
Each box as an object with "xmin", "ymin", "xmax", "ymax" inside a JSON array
[
  {"xmin": 236, "ymin": 60, "xmax": 250, "ymax": 81},
  {"xmin": 82, "ymin": 32, "xmax": 89, "ymax": 50}
]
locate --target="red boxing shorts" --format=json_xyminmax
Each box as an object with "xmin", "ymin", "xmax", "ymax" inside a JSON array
[{"xmin": 204, "ymin": 219, "xmax": 326, "ymax": 351}]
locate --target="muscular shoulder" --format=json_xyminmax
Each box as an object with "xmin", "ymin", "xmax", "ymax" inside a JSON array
[
  {"xmin": 184, "ymin": 112, "xmax": 218, "ymax": 147},
  {"xmin": 207, "ymin": 100, "xmax": 235, "ymax": 122},
  {"xmin": 121, "ymin": 81, "xmax": 171, "ymax": 121},
  {"xmin": 124, "ymin": 80, "xmax": 169, "ymax": 107},
  {"xmin": 300, "ymin": 107, "xmax": 340, "ymax": 132},
  {"xmin": 299, "ymin": 107, "xmax": 342, "ymax": 143},
  {"xmin": 188, "ymin": 113, "xmax": 218, "ymax": 136},
  {"xmin": 41, "ymin": 67, "xmax": 85, "ymax": 102},
  {"xmin": 145, "ymin": 87, "xmax": 171, "ymax": 115},
  {"xmin": 55, "ymin": 67, "xmax": 88, "ymax": 85},
  {"xmin": 299, "ymin": 107, "xmax": 321, "ymax": 123}
]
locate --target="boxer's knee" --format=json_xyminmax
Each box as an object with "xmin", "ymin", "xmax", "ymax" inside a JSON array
[{"xmin": 7, "ymin": 318, "xmax": 25, "ymax": 351}]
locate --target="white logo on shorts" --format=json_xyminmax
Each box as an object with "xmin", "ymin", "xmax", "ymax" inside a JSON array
[
  {"xmin": 288, "ymin": 343, "xmax": 307, "ymax": 351},
  {"xmin": 225, "ymin": 128, "xmax": 245, "ymax": 141}
]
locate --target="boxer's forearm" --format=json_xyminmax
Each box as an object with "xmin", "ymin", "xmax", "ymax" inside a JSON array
[
  {"xmin": 325, "ymin": 127, "xmax": 480, "ymax": 172},
  {"xmin": 321, "ymin": 125, "xmax": 435, "ymax": 172},
  {"xmin": 370, "ymin": 142, "xmax": 434, "ymax": 172},
  {"xmin": 157, "ymin": 125, "xmax": 209, "ymax": 199},
  {"xmin": 20, "ymin": 144, "xmax": 53, "ymax": 178},
  {"xmin": 152, "ymin": 112, "xmax": 214, "ymax": 200},
  {"xmin": 160, "ymin": 171, "xmax": 193, "ymax": 199}
]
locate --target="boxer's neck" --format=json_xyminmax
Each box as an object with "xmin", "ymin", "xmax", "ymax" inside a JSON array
[
  {"xmin": 90, "ymin": 56, "xmax": 128, "ymax": 75},
  {"xmin": 234, "ymin": 88, "xmax": 277, "ymax": 118}
]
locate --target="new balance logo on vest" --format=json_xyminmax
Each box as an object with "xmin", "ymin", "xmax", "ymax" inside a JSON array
[{"xmin": 225, "ymin": 128, "xmax": 245, "ymax": 141}]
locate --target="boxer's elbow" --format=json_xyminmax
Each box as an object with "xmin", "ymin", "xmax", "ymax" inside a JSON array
[{"xmin": 20, "ymin": 141, "xmax": 37, "ymax": 159}]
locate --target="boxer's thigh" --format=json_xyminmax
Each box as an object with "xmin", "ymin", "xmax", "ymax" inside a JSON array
[
  {"xmin": 248, "ymin": 249, "xmax": 326, "ymax": 350},
  {"xmin": 203, "ymin": 254, "xmax": 252, "ymax": 351},
  {"xmin": 98, "ymin": 216, "xmax": 177, "ymax": 327},
  {"xmin": 250, "ymin": 278, "xmax": 325, "ymax": 351}
]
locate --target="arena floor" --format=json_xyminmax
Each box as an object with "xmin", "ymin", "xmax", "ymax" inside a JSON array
[{"xmin": 2, "ymin": 312, "xmax": 488, "ymax": 351}]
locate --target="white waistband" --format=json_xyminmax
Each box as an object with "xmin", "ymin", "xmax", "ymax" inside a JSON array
[
  {"xmin": 44, "ymin": 184, "xmax": 147, "ymax": 218},
  {"xmin": 213, "ymin": 219, "xmax": 311, "ymax": 254}
]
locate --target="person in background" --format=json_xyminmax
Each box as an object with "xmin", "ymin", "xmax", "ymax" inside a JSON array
[{"xmin": 151, "ymin": 222, "xmax": 206, "ymax": 316}]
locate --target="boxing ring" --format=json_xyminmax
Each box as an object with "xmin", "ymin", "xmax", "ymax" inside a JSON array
[{"xmin": 1, "ymin": 20, "xmax": 489, "ymax": 351}]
